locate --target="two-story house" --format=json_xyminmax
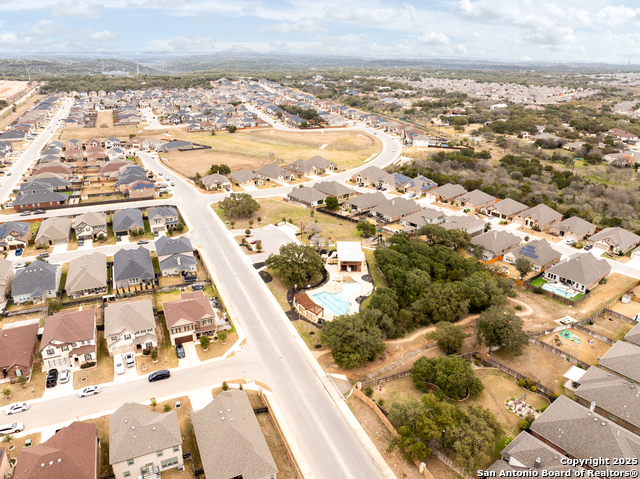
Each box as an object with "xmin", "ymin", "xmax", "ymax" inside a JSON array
[
  {"xmin": 104, "ymin": 298, "xmax": 157, "ymax": 356},
  {"xmin": 113, "ymin": 247, "xmax": 155, "ymax": 289},
  {"xmin": 0, "ymin": 221, "xmax": 32, "ymax": 251},
  {"xmin": 156, "ymin": 235, "xmax": 196, "ymax": 276},
  {"xmin": 74, "ymin": 211, "xmax": 107, "ymax": 240},
  {"xmin": 40, "ymin": 308, "xmax": 97, "ymax": 370},
  {"xmin": 12, "ymin": 260, "xmax": 61, "ymax": 304},
  {"xmin": 146, "ymin": 206, "xmax": 179, "ymax": 235},
  {"xmin": 66, "ymin": 252, "xmax": 107, "ymax": 298},
  {"xmin": 163, "ymin": 291, "xmax": 228, "ymax": 345},
  {"xmin": 109, "ymin": 403, "xmax": 183, "ymax": 479}
]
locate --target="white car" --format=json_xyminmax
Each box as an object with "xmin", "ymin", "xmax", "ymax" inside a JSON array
[
  {"xmin": 59, "ymin": 368, "xmax": 70, "ymax": 384},
  {"xmin": 0, "ymin": 422, "xmax": 24, "ymax": 436},
  {"xmin": 14, "ymin": 263, "xmax": 26, "ymax": 269},
  {"xmin": 565, "ymin": 238, "xmax": 575, "ymax": 245},
  {"xmin": 78, "ymin": 385, "xmax": 101, "ymax": 398},
  {"xmin": 124, "ymin": 352, "xmax": 135, "ymax": 368},
  {"xmin": 114, "ymin": 354, "xmax": 125, "ymax": 375},
  {"xmin": 6, "ymin": 402, "xmax": 29, "ymax": 415}
]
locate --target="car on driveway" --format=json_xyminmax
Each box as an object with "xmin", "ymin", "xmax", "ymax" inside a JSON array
[
  {"xmin": 137, "ymin": 239, "xmax": 149, "ymax": 245},
  {"xmin": 584, "ymin": 244, "xmax": 593, "ymax": 251},
  {"xmin": 0, "ymin": 422, "xmax": 24, "ymax": 436},
  {"xmin": 114, "ymin": 354, "xmax": 125, "ymax": 375},
  {"xmin": 148, "ymin": 369, "xmax": 170, "ymax": 382},
  {"xmin": 14, "ymin": 262, "xmax": 26, "ymax": 269},
  {"xmin": 14, "ymin": 248, "xmax": 22, "ymax": 256},
  {"xmin": 6, "ymin": 402, "xmax": 29, "ymax": 415},
  {"xmin": 192, "ymin": 284, "xmax": 204, "ymax": 291},
  {"xmin": 78, "ymin": 238, "xmax": 84, "ymax": 246},
  {"xmin": 78, "ymin": 385, "xmax": 101, "ymax": 398},
  {"xmin": 565, "ymin": 238, "xmax": 575, "ymax": 245},
  {"xmin": 46, "ymin": 368, "xmax": 58, "ymax": 388},
  {"xmin": 176, "ymin": 343, "xmax": 185, "ymax": 359},
  {"xmin": 38, "ymin": 251, "xmax": 50, "ymax": 258},
  {"xmin": 124, "ymin": 352, "xmax": 135, "ymax": 368},
  {"xmin": 59, "ymin": 368, "xmax": 70, "ymax": 384}
]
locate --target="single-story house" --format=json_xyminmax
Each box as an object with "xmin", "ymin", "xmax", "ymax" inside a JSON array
[
  {"xmin": 548, "ymin": 216, "xmax": 597, "ymax": 240},
  {"xmin": 336, "ymin": 241, "xmax": 366, "ymax": 273},
  {"xmin": 587, "ymin": 227, "xmax": 640, "ymax": 254},
  {"xmin": 34, "ymin": 216, "xmax": 72, "ymax": 246},
  {"xmin": 440, "ymin": 215, "xmax": 486, "ymax": 237},
  {"xmin": 255, "ymin": 164, "xmax": 295, "ymax": 182},
  {"xmin": 287, "ymin": 186, "xmax": 328, "ymax": 207},
  {"xmin": 370, "ymin": 198, "xmax": 421, "ymax": 223},
  {"xmin": 512, "ymin": 204, "xmax": 563, "ymax": 230},
  {"xmin": 401, "ymin": 175, "xmax": 437, "ymax": 196},
  {"xmin": 399, "ymin": 208, "xmax": 447, "ymax": 230},
  {"xmin": 313, "ymin": 181, "xmax": 355, "ymax": 201},
  {"xmin": 12, "ymin": 189, "xmax": 69, "ymax": 212},
  {"xmin": 471, "ymin": 230, "xmax": 522, "ymax": 261},
  {"xmin": 483, "ymin": 198, "xmax": 528, "ymax": 221},
  {"xmin": 351, "ymin": 165, "xmax": 395, "ymax": 189},
  {"xmin": 0, "ymin": 323, "xmax": 39, "ymax": 381},
  {"xmin": 457, "ymin": 189, "xmax": 497, "ymax": 211},
  {"xmin": 598, "ymin": 341, "xmax": 640, "ymax": 384},
  {"xmin": 201, "ymin": 173, "xmax": 232, "ymax": 190},
  {"xmin": 66, "ymin": 252, "xmax": 107, "ymax": 298},
  {"xmin": 504, "ymin": 239, "xmax": 562, "ymax": 272},
  {"xmin": 543, "ymin": 253, "xmax": 611, "ymax": 293},
  {"xmin": 229, "ymin": 169, "xmax": 263, "ymax": 188},
  {"xmin": 427, "ymin": 183, "xmax": 467, "ymax": 203},
  {"xmin": 343, "ymin": 192, "xmax": 387, "ymax": 213}
]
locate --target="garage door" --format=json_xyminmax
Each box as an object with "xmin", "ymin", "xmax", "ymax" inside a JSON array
[{"xmin": 174, "ymin": 335, "xmax": 193, "ymax": 345}]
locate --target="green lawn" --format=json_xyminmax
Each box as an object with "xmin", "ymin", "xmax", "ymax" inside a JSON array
[{"xmin": 529, "ymin": 277, "xmax": 546, "ymax": 287}]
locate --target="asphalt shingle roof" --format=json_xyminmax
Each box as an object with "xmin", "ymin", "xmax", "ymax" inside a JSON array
[
  {"xmin": 113, "ymin": 247, "xmax": 154, "ymax": 282},
  {"xmin": 12, "ymin": 260, "xmax": 59, "ymax": 298},
  {"xmin": 156, "ymin": 235, "xmax": 193, "ymax": 256},
  {"xmin": 112, "ymin": 208, "xmax": 144, "ymax": 233},
  {"xmin": 544, "ymin": 253, "xmax": 611, "ymax": 288},
  {"xmin": 599, "ymin": 341, "xmax": 640, "ymax": 383}
]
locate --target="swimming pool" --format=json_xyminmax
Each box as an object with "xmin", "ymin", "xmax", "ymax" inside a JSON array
[
  {"xmin": 542, "ymin": 283, "xmax": 578, "ymax": 299},
  {"xmin": 313, "ymin": 282, "xmax": 363, "ymax": 317}
]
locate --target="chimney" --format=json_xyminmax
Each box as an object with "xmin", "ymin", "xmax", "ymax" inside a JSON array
[
  {"xmin": 177, "ymin": 257, "xmax": 181, "ymax": 266},
  {"xmin": 590, "ymin": 401, "xmax": 596, "ymax": 412}
]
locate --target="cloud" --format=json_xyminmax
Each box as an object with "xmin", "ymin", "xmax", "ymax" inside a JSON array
[
  {"xmin": 454, "ymin": 44, "xmax": 467, "ymax": 54},
  {"xmin": 455, "ymin": 0, "xmax": 521, "ymax": 21},
  {"xmin": 417, "ymin": 31, "xmax": 450, "ymax": 45},
  {"xmin": 90, "ymin": 30, "xmax": 118, "ymax": 41},
  {"xmin": 48, "ymin": 1, "xmax": 104, "ymax": 19},
  {"xmin": 594, "ymin": 5, "xmax": 640, "ymax": 26},
  {"xmin": 262, "ymin": 18, "xmax": 326, "ymax": 34},
  {"xmin": 149, "ymin": 34, "xmax": 216, "ymax": 51}
]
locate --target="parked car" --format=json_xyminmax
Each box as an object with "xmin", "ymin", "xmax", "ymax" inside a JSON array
[
  {"xmin": 124, "ymin": 352, "xmax": 135, "ymax": 368},
  {"xmin": 0, "ymin": 422, "xmax": 24, "ymax": 436},
  {"xmin": 148, "ymin": 369, "xmax": 171, "ymax": 382},
  {"xmin": 584, "ymin": 244, "xmax": 593, "ymax": 251},
  {"xmin": 79, "ymin": 385, "xmax": 101, "ymax": 398},
  {"xmin": 192, "ymin": 284, "xmax": 204, "ymax": 291},
  {"xmin": 6, "ymin": 172, "xmax": 11, "ymax": 176},
  {"xmin": 6, "ymin": 402, "xmax": 29, "ymax": 415},
  {"xmin": 14, "ymin": 248, "xmax": 22, "ymax": 256},
  {"xmin": 137, "ymin": 239, "xmax": 149, "ymax": 245},
  {"xmin": 59, "ymin": 368, "xmax": 70, "ymax": 384},
  {"xmin": 565, "ymin": 238, "xmax": 575, "ymax": 245},
  {"xmin": 5, "ymin": 202, "xmax": 12, "ymax": 208},
  {"xmin": 20, "ymin": 211, "xmax": 31, "ymax": 216},
  {"xmin": 33, "ymin": 209, "xmax": 45, "ymax": 214},
  {"xmin": 39, "ymin": 252, "xmax": 50, "ymax": 258},
  {"xmin": 46, "ymin": 368, "xmax": 58, "ymax": 388},
  {"xmin": 176, "ymin": 344, "xmax": 185, "ymax": 359},
  {"xmin": 14, "ymin": 262, "xmax": 26, "ymax": 269},
  {"xmin": 114, "ymin": 354, "xmax": 125, "ymax": 375}
]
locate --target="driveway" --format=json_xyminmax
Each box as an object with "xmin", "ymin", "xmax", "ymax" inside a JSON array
[
  {"xmin": 178, "ymin": 342, "xmax": 200, "ymax": 369},
  {"xmin": 113, "ymin": 363, "xmax": 139, "ymax": 384},
  {"xmin": 42, "ymin": 369, "xmax": 75, "ymax": 400},
  {"xmin": 52, "ymin": 243, "xmax": 68, "ymax": 255},
  {"xmin": 245, "ymin": 224, "xmax": 299, "ymax": 264}
]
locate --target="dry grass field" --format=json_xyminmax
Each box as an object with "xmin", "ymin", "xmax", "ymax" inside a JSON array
[{"xmin": 59, "ymin": 124, "xmax": 169, "ymax": 142}]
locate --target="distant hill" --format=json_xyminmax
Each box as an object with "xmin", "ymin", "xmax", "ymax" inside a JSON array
[{"xmin": 0, "ymin": 58, "xmax": 158, "ymax": 78}]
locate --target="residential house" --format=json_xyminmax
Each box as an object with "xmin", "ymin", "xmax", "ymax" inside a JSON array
[
  {"xmin": 109, "ymin": 402, "xmax": 183, "ymax": 479},
  {"xmin": 401, "ymin": 175, "xmax": 438, "ymax": 196},
  {"xmin": 606, "ymin": 128, "xmax": 639, "ymax": 143},
  {"xmin": 104, "ymin": 299, "xmax": 157, "ymax": 356},
  {"xmin": 74, "ymin": 211, "xmax": 107, "ymax": 240},
  {"xmin": 548, "ymin": 216, "xmax": 597, "ymax": 241},
  {"xmin": 34, "ymin": 216, "xmax": 72, "ymax": 246},
  {"xmin": 12, "ymin": 260, "xmax": 61, "ymax": 304},
  {"xmin": 625, "ymin": 322, "xmax": 640, "ymax": 346},
  {"xmin": 229, "ymin": 169, "xmax": 263, "ymax": 188},
  {"xmin": 85, "ymin": 137, "xmax": 102, "ymax": 148},
  {"xmin": 0, "ymin": 446, "xmax": 9, "ymax": 479},
  {"xmin": 285, "ymin": 155, "xmax": 337, "ymax": 176},
  {"xmin": 104, "ymin": 136, "xmax": 121, "ymax": 148},
  {"xmin": 13, "ymin": 189, "xmax": 69, "ymax": 212},
  {"xmin": 112, "ymin": 208, "xmax": 144, "ymax": 236},
  {"xmin": 0, "ymin": 258, "xmax": 13, "ymax": 299},
  {"xmin": 144, "ymin": 207, "xmax": 178, "ymax": 236},
  {"xmin": 200, "ymin": 173, "xmax": 232, "ymax": 190},
  {"xmin": 66, "ymin": 252, "xmax": 107, "ymax": 298},
  {"xmin": 313, "ymin": 181, "xmax": 355, "ymax": 201},
  {"xmin": 192, "ymin": 390, "xmax": 278, "ymax": 479},
  {"xmin": 427, "ymin": 183, "xmax": 467, "ymax": 203},
  {"xmin": 598, "ymin": 341, "xmax": 640, "ymax": 384},
  {"xmin": 156, "ymin": 235, "xmax": 197, "ymax": 276},
  {"xmin": 483, "ymin": 198, "xmax": 528, "ymax": 221},
  {"xmin": 287, "ymin": 186, "xmax": 328, "ymax": 207},
  {"xmin": 457, "ymin": 189, "xmax": 497, "ymax": 211},
  {"xmin": 370, "ymin": 198, "xmax": 422, "ymax": 223},
  {"xmin": 343, "ymin": 192, "xmax": 387, "ymax": 213},
  {"xmin": 255, "ymin": 164, "xmax": 295, "ymax": 182},
  {"xmin": 63, "ymin": 147, "xmax": 84, "ymax": 161},
  {"xmin": 543, "ymin": 253, "xmax": 611, "ymax": 293},
  {"xmin": 471, "ymin": 230, "xmax": 522, "ymax": 261},
  {"xmin": 113, "ymin": 247, "xmax": 154, "ymax": 289},
  {"xmin": 164, "ymin": 291, "xmax": 227, "ymax": 344},
  {"xmin": 574, "ymin": 366, "xmax": 640, "ymax": 436},
  {"xmin": 40, "ymin": 309, "xmax": 97, "ymax": 369},
  {"xmin": 513, "ymin": 204, "xmax": 562, "ymax": 230},
  {"xmin": 14, "ymin": 422, "xmax": 99, "ymax": 479},
  {"xmin": 399, "ymin": 208, "xmax": 447, "ymax": 231},
  {"xmin": 351, "ymin": 166, "xmax": 395, "ymax": 189},
  {"xmin": 0, "ymin": 221, "xmax": 32, "ymax": 251},
  {"xmin": 587, "ymin": 227, "xmax": 640, "ymax": 254},
  {"xmin": 504, "ymin": 239, "xmax": 562, "ymax": 272},
  {"xmin": 0, "ymin": 323, "xmax": 38, "ymax": 381},
  {"xmin": 441, "ymin": 215, "xmax": 486, "ymax": 237},
  {"xmin": 63, "ymin": 139, "xmax": 83, "ymax": 150}
]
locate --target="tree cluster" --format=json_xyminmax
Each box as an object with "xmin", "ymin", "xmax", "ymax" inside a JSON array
[
  {"xmin": 217, "ymin": 193, "xmax": 260, "ymax": 218},
  {"xmin": 207, "ymin": 164, "xmax": 231, "ymax": 175},
  {"xmin": 411, "ymin": 356, "xmax": 484, "ymax": 400},
  {"xmin": 265, "ymin": 243, "xmax": 324, "ymax": 288}
]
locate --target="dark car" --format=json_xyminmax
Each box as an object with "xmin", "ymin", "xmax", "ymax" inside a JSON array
[
  {"xmin": 176, "ymin": 344, "xmax": 185, "ymax": 359},
  {"xmin": 148, "ymin": 369, "xmax": 171, "ymax": 382},
  {"xmin": 46, "ymin": 368, "xmax": 58, "ymax": 388},
  {"xmin": 33, "ymin": 209, "xmax": 45, "ymax": 215},
  {"xmin": 584, "ymin": 244, "xmax": 593, "ymax": 251},
  {"xmin": 192, "ymin": 284, "xmax": 204, "ymax": 291}
]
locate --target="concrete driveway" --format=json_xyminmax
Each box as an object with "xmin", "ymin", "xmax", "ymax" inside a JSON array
[
  {"xmin": 113, "ymin": 363, "xmax": 139, "ymax": 384},
  {"xmin": 244, "ymin": 224, "xmax": 299, "ymax": 264},
  {"xmin": 178, "ymin": 341, "xmax": 200, "ymax": 369}
]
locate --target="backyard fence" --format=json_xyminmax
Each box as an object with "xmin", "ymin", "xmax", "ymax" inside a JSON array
[
  {"xmin": 529, "ymin": 338, "xmax": 590, "ymax": 369},
  {"xmin": 572, "ymin": 324, "xmax": 615, "ymax": 345},
  {"xmin": 522, "ymin": 280, "xmax": 591, "ymax": 305},
  {"xmin": 360, "ymin": 369, "xmax": 412, "ymax": 388},
  {"xmin": 483, "ymin": 357, "xmax": 555, "ymax": 397},
  {"xmin": 603, "ymin": 308, "xmax": 638, "ymax": 325}
]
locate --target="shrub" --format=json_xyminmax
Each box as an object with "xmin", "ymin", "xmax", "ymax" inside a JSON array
[
  {"xmin": 377, "ymin": 398, "xmax": 385, "ymax": 408},
  {"xmin": 218, "ymin": 331, "xmax": 228, "ymax": 342},
  {"xmin": 364, "ymin": 386, "xmax": 373, "ymax": 397},
  {"xmin": 163, "ymin": 404, "xmax": 171, "ymax": 413},
  {"xmin": 239, "ymin": 383, "xmax": 243, "ymax": 390},
  {"xmin": 530, "ymin": 385, "xmax": 537, "ymax": 392},
  {"xmin": 550, "ymin": 393, "xmax": 560, "ymax": 402},
  {"xmin": 2, "ymin": 388, "xmax": 10, "ymax": 398},
  {"xmin": 533, "ymin": 286, "xmax": 544, "ymax": 294},
  {"xmin": 222, "ymin": 381, "xmax": 229, "ymax": 391},
  {"xmin": 150, "ymin": 349, "xmax": 158, "ymax": 360},
  {"xmin": 150, "ymin": 398, "xmax": 157, "ymax": 408},
  {"xmin": 200, "ymin": 335, "xmax": 211, "ymax": 349},
  {"xmin": 515, "ymin": 305, "xmax": 523, "ymax": 311},
  {"xmin": 80, "ymin": 361, "xmax": 96, "ymax": 369}
]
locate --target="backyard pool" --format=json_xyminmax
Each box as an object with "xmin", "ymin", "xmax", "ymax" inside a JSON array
[
  {"xmin": 313, "ymin": 282, "xmax": 362, "ymax": 317},
  {"xmin": 542, "ymin": 283, "xmax": 579, "ymax": 299}
]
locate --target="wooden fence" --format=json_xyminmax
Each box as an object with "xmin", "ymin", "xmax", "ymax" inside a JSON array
[
  {"xmin": 361, "ymin": 369, "xmax": 412, "ymax": 389},
  {"xmin": 572, "ymin": 324, "xmax": 615, "ymax": 345},
  {"xmin": 428, "ymin": 443, "xmax": 474, "ymax": 479},
  {"xmin": 603, "ymin": 308, "xmax": 638, "ymax": 325},
  {"xmin": 352, "ymin": 385, "xmax": 399, "ymax": 438},
  {"xmin": 522, "ymin": 280, "xmax": 591, "ymax": 305},
  {"xmin": 484, "ymin": 357, "xmax": 555, "ymax": 397},
  {"xmin": 529, "ymin": 338, "xmax": 590, "ymax": 369}
]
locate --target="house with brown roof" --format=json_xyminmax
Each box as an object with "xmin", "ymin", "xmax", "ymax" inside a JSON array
[
  {"xmin": 587, "ymin": 227, "xmax": 640, "ymax": 254},
  {"xmin": 63, "ymin": 147, "xmax": 84, "ymax": 161},
  {"xmin": 548, "ymin": 216, "xmax": 597, "ymax": 241},
  {"xmin": 85, "ymin": 137, "xmax": 102, "ymax": 148},
  {"xmin": 427, "ymin": 183, "xmax": 467, "ymax": 203},
  {"xmin": 0, "ymin": 323, "xmax": 38, "ymax": 381},
  {"xmin": 33, "ymin": 162, "xmax": 73, "ymax": 177},
  {"xmin": 86, "ymin": 146, "xmax": 106, "ymax": 162},
  {"xmin": 471, "ymin": 230, "xmax": 522, "ymax": 261},
  {"xmin": 512, "ymin": 203, "xmax": 562, "ymax": 230},
  {"xmin": 74, "ymin": 211, "xmax": 107, "ymax": 240},
  {"xmin": 457, "ymin": 189, "xmax": 497, "ymax": 211},
  {"xmin": 483, "ymin": 198, "xmax": 528, "ymax": 221},
  {"xmin": 14, "ymin": 421, "xmax": 99, "ymax": 479},
  {"xmin": 40, "ymin": 309, "xmax": 97, "ymax": 370},
  {"xmin": 163, "ymin": 291, "xmax": 228, "ymax": 345}
]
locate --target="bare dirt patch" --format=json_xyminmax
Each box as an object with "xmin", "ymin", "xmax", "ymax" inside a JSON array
[
  {"xmin": 538, "ymin": 328, "xmax": 611, "ymax": 365},
  {"xmin": 58, "ymin": 125, "xmax": 168, "ymax": 142},
  {"xmin": 584, "ymin": 314, "xmax": 633, "ymax": 341},
  {"xmin": 609, "ymin": 298, "xmax": 640, "ymax": 320}
]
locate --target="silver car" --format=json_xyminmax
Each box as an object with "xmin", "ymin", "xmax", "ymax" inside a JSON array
[
  {"xmin": 59, "ymin": 368, "xmax": 70, "ymax": 384},
  {"xmin": 6, "ymin": 402, "xmax": 29, "ymax": 415},
  {"xmin": 78, "ymin": 386, "xmax": 101, "ymax": 398},
  {"xmin": 0, "ymin": 422, "xmax": 24, "ymax": 435}
]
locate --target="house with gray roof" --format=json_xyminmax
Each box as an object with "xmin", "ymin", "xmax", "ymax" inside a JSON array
[
  {"xmin": 34, "ymin": 216, "xmax": 72, "ymax": 246},
  {"xmin": 513, "ymin": 203, "xmax": 563, "ymax": 230},
  {"xmin": 351, "ymin": 165, "xmax": 395, "ymax": 188},
  {"xmin": 74, "ymin": 211, "xmax": 107, "ymax": 240},
  {"xmin": 543, "ymin": 253, "xmax": 611, "ymax": 293},
  {"xmin": 201, "ymin": 173, "xmax": 231, "ymax": 190},
  {"xmin": 66, "ymin": 252, "xmax": 107, "ymax": 298},
  {"xmin": 192, "ymin": 389, "xmax": 278, "ymax": 479},
  {"xmin": 548, "ymin": 216, "xmax": 597, "ymax": 241},
  {"xmin": 483, "ymin": 198, "xmax": 528, "ymax": 220},
  {"xmin": 399, "ymin": 208, "xmax": 447, "ymax": 230},
  {"xmin": 113, "ymin": 247, "xmax": 154, "ymax": 289},
  {"xmin": 13, "ymin": 189, "xmax": 69, "ymax": 212},
  {"xmin": 112, "ymin": 208, "xmax": 144, "ymax": 236},
  {"xmin": 313, "ymin": 181, "xmax": 355, "ymax": 201},
  {"xmin": 104, "ymin": 299, "xmax": 157, "ymax": 356},
  {"xmin": 229, "ymin": 169, "xmax": 263, "ymax": 188},
  {"xmin": 587, "ymin": 227, "xmax": 640, "ymax": 254},
  {"xmin": 12, "ymin": 260, "xmax": 61, "ymax": 304},
  {"xmin": 155, "ymin": 235, "xmax": 196, "ymax": 277},
  {"xmin": 370, "ymin": 198, "xmax": 421, "ymax": 223},
  {"xmin": 343, "ymin": 192, "xmax": 387, "ymax": 213},
  {"xmin": 427, "ymin": 183, "xmax": 467, "ymax": 203},
  {"xmin": 400, "ymin": 175, "xmax": 438, "ymax": 195},
  {"xmin": 471, "ymin": 230, "xmax": 522, "ymax": 261},
  {"xmin": 530, "ymin": 395, "xmax": 640, "ymax": 473},
  {"xmin": 255, "ymin": 164, "xmax": 294, "ymax": 182},
  {"xmin": 285, "ymin": 155, "xmax": 337, "ymax": 176},
  {"xmin": 20, "ymin": 176, "xmax": 69, "ymax": 193},
  {"xmin": 441, "ymin": 215, "xmax": 486, "ymax": 237},
  {"xmin": 287, "ymin": 186, "xmax": 328, "ymax": 207},
  {"xmin": 599, "ymin": 341, "xmax": 640, "ymax": 384},
  {"xmin": 574, "ymin": 365, "xmax": 640, "ymax": 436},
  {"xmin": 146, "ymin": 206, "xmax": 179, "ymax": 235},
  {"xmin": 504, "ymin": 239, "xmax": 562, "ymax": 272},
  {"xmin": 625, "ymin": 322, "xmax": 640, "ymax": 346},
  {"xmin": 457, "ymin": 189, "xmax": 497, "ymax": 211},
  {"xmin": 110, "ymin": 402, "xmax": 183, "ymax": 479},
  {"xmin": 0, "ymin": 221, "xmax": 32, "ymax": 251}
]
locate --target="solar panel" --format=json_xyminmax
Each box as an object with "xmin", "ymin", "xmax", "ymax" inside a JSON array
[{"xmin": 519, "ymin": 244, "xmax": 539, "ymax": 260}]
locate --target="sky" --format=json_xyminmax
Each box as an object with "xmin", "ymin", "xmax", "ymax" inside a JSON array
[{"xmin": 0, "ymin": 0, "xmax": 639, "ymax": 63}]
